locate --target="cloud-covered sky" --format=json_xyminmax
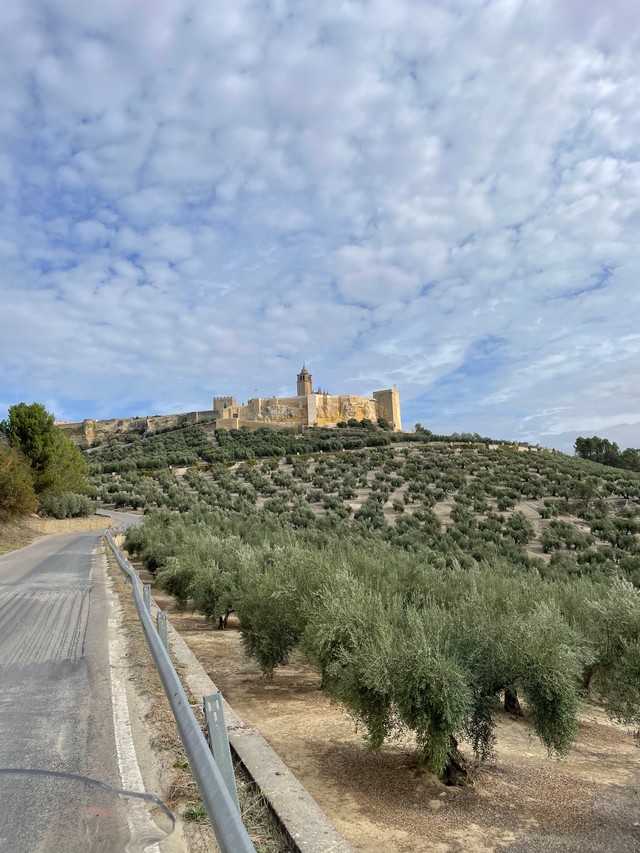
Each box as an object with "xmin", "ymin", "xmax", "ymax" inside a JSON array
[{"xmin": 1, "ymin": 0, "xmax": 639, "ymax": 452}]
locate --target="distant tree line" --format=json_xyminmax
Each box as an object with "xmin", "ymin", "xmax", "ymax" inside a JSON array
[
  {"xmin": 575, "ymin": 436, "xmax": 640, "ymax": 472},
  {"xmin": 414, "ymin": 424, "xmax": 516, "ymax": 444}
]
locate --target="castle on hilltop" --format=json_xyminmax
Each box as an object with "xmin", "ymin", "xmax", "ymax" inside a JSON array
[
  {"xmin": 56, "ymin": 367, "xmax": 401, "ymax": 444},
  {"xmin": 213, "ymin": 366, "xmax": 401, "ymax": 431}
]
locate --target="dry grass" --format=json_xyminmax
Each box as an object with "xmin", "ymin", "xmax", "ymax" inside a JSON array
[{"xmin": 0, "ymin": 519, "xmax": 42, "ymax": 555}]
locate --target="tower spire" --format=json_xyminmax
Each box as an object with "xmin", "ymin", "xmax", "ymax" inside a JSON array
[{"xmin": 296, "ymin": 364, "xmax": 313, "ymax": 396}]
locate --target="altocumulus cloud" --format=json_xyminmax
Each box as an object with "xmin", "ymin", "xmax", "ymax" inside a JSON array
[{"xmin": 0, "ymin": 0, "xmax": 639, "ymax": 451}]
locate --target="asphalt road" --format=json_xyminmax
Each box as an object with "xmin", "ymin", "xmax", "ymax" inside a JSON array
[
  {"xmin": 0, "ymin": 517, "xmax": 141, "ymax": 852},
  {"xmin": 97, "ymin": 508, "xmax": 144, "ymax": 529}
]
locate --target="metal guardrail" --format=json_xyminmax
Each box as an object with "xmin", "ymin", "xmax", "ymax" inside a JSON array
[
  {"xmin": 204, "ymin": 692, "xmax": 241, "ymax": 813},
  {"xmin": 105, "ymin": 531, "xmax": 256, "ymax": 853}
]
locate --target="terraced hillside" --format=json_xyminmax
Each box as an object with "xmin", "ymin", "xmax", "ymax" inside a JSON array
[
  {"xmin": 87, "ymin": 422, "xmax": 640, "ymax": 807},
  {"xmin": 89, "ymin": 424, "xmax": 640, "ymax": 584}
]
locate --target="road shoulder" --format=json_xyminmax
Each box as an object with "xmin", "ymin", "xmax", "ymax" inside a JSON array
[{"xmin": 102, "ymin": 543, "xmax": 201, "ymax": 852}]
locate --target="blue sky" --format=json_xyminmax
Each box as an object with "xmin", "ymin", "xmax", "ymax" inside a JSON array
[{"xmin": 1, "ymin": 0, "xmax": 639, "ymax": 452}]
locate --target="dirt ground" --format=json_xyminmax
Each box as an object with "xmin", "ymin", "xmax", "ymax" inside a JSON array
[{"xmin": 146, "ymin": 579, "xmax": 640, "ymax": 853}]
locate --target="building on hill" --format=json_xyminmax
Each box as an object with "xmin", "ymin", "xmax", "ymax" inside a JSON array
[
  {"xmin": 212, "ymin": 367, "xmax": 401, "ymax": 432},
  {"xmin": 55, "ymin": 368, "xmax": 401, "ymax": 443}
]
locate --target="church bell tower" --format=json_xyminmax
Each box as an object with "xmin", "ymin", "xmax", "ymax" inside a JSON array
[{"xmin": 296, "ymin": 365, "xmax": 312, "ymax": 396}]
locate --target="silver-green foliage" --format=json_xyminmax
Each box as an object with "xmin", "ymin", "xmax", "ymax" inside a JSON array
[
  {"xmin": 561, "ymin": 577, "xmax": 640, "ymax": 737},
  {"xmin": 235, "ymin": 545, "xmax": 333, "ymax": 678},
  {"xmin": 119, "ymin": 438, "xmax": 640, "ymax": 779},
  {"xmin": 38, "ymin": 492, "xmax": 94, "ymax": 519},
  {"xmin": 303, "ymin": 578, "xmax": 397, "ymax": 751}
]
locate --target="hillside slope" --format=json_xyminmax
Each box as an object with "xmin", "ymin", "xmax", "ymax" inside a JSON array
[
  {"xmin": 89, "ymin": 425, "xmax": 640, "ymax": 584},
  {"xmin": 87, "ymin": 423, "xmax": 640, "ymax": 812}
]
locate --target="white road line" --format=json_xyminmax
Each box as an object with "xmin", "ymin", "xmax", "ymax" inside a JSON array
[{"xmin": 100, "ymin": 548, "xmax": 162, "ymax": 853}]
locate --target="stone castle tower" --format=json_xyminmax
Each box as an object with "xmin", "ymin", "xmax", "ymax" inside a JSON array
[
  {"xmin": 296, "ymin": 365, "xmax": 313, "ymax": 396},
  {"xmin": 209, "ymin": 367, "xmax": 401, "ymax": 432},
  {"xmin": 56, "ymin": 366, "xmax": 402, "ymax": 444}
]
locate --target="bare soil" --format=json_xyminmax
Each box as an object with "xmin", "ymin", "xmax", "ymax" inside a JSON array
[
  {"xmin": 174, "ymin": 453, "xmax": 633, "ymax": 569},
  {"xmin": 146, "ymin": 578, "xmax": 640, "ymax": 853}
]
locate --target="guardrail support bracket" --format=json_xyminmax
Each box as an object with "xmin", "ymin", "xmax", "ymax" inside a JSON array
[
  {"xmin": 157, "ymin": 610, "xmax": 168, "ymax": 650},
  {"xmin": 204, "ymin": 692, "xmax": 240, "ymax": 813}
]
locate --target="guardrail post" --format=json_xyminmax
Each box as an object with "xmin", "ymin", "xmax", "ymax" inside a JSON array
[
  {"xmin": 204, "ymin": 692, "xmax": 240, "ymax": 813},
  {"xmin": 157, "ymin": 610, "xmax": 168, "ymax": 651},
  {"xmin": 143, "ymin": 583, "xmax": 151, "ymax": 613}
]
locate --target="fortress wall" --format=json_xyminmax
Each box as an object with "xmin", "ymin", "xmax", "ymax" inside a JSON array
[
  {"xmin": 57, "ymin": 410, "xmax": 216, "ymax": 444},
  {"xmin": 234, "ymin": 395, "xmax": 308, "ymax": 426},
  {"xmin": 213, "ymin": 396, "xmax": 236, "ymax": 411},
  {"xmin": 373, "ymin": 389, "xmax": 402, "ymax": 431},
  {"xmin": 314, "ymin": 394, "xmax": 378, "ymax": 426},
  {"xmin": 56, "ymin": 421, "xmax": 88, "ymax": 441},
  {"xmin": 57, "ymin": 385, "xmax": 403, "ymax": 442},
  {"xmin": 213, "ymin": 418, "xmax": 239, "ymax": 431},
  {"xmin": 307, "ymin": 394, "xmax": 318, "ymax": 426},
  {"xmin": 214, "ymin": 407, "xmax": 235, "ymax": 420}
]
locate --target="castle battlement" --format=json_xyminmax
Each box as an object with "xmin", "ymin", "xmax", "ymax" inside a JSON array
[
  {"xmin": 213, "ymin": 367, "xmax": 401, "ymax": 432},
  {"xmin": 56, "ymin": 368, "xmax": 401, "ymax": 444}
]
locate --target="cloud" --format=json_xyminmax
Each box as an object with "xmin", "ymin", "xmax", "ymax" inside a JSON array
[
  {"xmin": 74, "ymin": 220, "xmax": 111, "ymax": 245},
  {"xmin": 0, "ymin": 0, "xmax": 639, "ymax": 451}
]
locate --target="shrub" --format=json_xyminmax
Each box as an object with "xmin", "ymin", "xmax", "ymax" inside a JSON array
[{"xmin": 38, "ymin": 493, "xmax": 94, "ymax": 519}]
